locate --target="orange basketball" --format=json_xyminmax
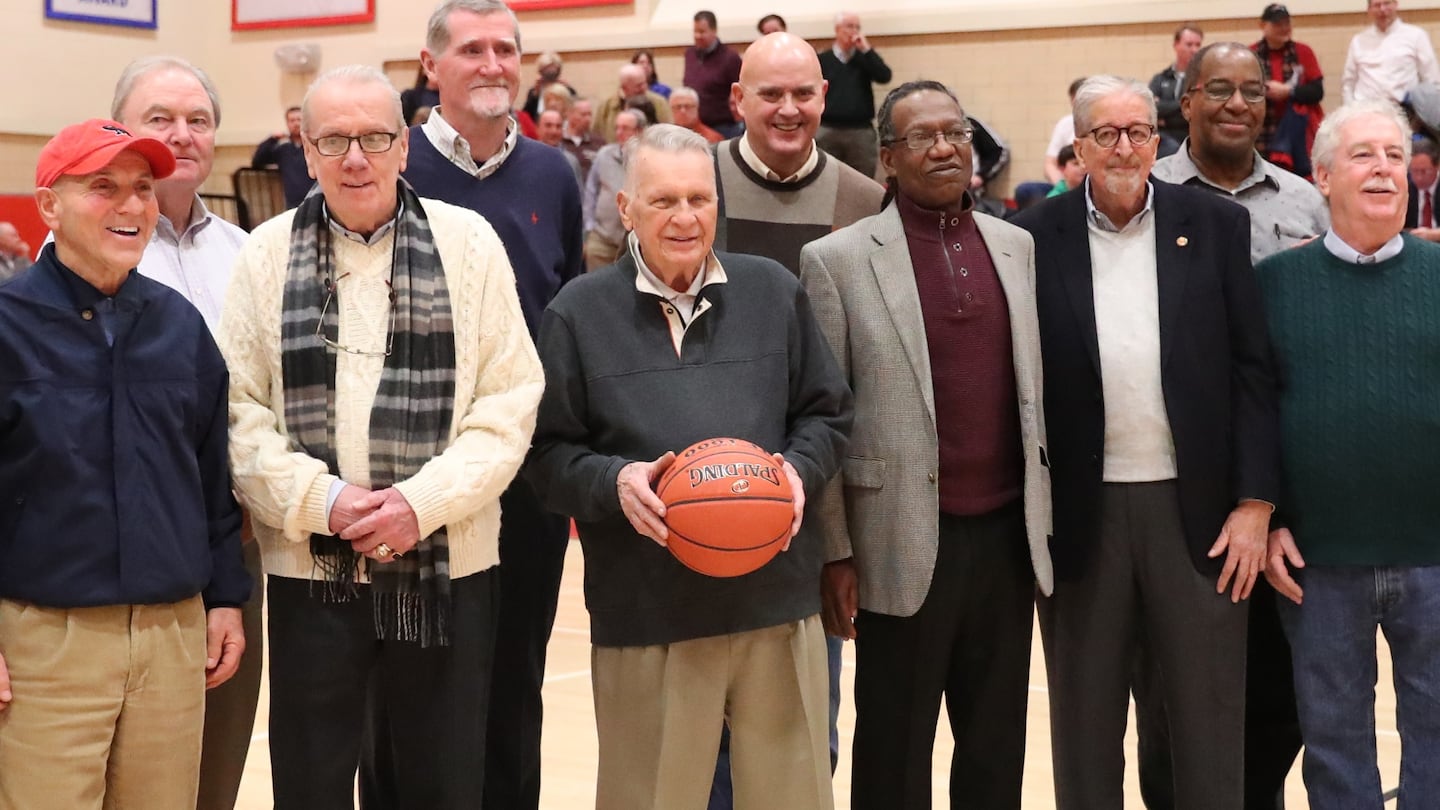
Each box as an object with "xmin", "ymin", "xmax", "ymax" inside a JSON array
[{"xmin": 655, "ymin": 437, "xmax": 794, "ymax": 577}]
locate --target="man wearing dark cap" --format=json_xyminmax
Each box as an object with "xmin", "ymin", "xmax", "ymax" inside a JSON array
[
  {"xmin": 0, "ymin": 119, "xmax": 250, "ymax": 809},
  {"xmin": 1252, "ymin": 4, "xmax": 1326, "ymax": 175}
]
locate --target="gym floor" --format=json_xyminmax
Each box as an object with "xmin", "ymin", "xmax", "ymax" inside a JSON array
[{"xmin": 233, "ymin": 540, "xmax": 1401, "ymax": 808}]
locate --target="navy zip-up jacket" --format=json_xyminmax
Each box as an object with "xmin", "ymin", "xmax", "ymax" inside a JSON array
[{"xmin": 0, "ymin": 244, "xmax": 249, "ymax": 609}]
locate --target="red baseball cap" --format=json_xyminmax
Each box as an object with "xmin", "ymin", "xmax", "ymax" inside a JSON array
[{"xmin": 35, "ymin": 119, "xmax": 176, "ymax": 188}]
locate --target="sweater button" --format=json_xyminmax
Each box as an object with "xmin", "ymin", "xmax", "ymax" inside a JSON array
[
  {"xmin": 81, "ymin": 309, "xmax": 94, "ymax": 321},
  {"xmin": 927, "ymin": 472, "xmax": 937, "ymax": 483}
]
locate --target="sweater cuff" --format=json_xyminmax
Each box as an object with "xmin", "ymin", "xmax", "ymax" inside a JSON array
[
  {"xmin": 393, "ymin": 477, "xmax": 449, "ymax": 540},
  {"xmin": 298, "ymin": 473, "xmax": 339, "ymax": 538}
]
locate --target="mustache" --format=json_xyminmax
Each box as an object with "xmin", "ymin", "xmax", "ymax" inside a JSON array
[{"xmin": 1364, "ymin": 178, "xmax": 1400, "ymax": 193}]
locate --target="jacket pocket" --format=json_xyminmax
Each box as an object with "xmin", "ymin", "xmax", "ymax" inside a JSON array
[{"xmin": 842, "ymin": 456, "xmax": 886, "ymax": 489}]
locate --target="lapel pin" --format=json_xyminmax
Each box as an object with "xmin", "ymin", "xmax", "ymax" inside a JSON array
[{"xmin": 1176, "ymin": 236, "xmax": 1189, "ymax": 247}]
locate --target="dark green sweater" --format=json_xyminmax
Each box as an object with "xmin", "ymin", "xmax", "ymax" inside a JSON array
[{"xmin": 1256, "ymin": 235, "xmax": 1440, "ymax": 565}]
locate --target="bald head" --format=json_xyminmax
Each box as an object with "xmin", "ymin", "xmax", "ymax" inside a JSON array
[
  {"xmin": 734, "ymin": 33, "xmax": 828, "ymax": 179},
  {"xmin": 619, "ymin": 63, "xmax": 648, "ymax": 97}
]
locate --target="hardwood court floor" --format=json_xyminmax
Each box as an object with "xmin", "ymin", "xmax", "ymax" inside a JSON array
[{"xmin": 234, "ymin": 540, "xmax": 1400, "ymax": 808}]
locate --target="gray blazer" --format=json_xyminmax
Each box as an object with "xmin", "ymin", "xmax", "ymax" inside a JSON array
[{"xmin": 799, "ymin": 204, "xmax": 1054, "ymax": 617}]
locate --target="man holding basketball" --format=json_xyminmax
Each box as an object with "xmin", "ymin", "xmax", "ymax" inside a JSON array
[
  {"xmin": 527, "ymin": 123, "xmax": 853, "ymax": 810},
  {"xmin": 800, "ymin": 81, "xmax": 1052, "ymax": 808}
]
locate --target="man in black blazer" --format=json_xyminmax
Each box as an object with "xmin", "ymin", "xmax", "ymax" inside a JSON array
[{"xmin": 1012, "ymin": 75, "xmax": 1280, "ymax": 810}]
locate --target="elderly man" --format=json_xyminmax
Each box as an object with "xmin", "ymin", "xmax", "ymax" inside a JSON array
[
  {"xmin": 672, "ymin": 87, "xmax": 723, "ymax": 143},
  {"xmin": 685, "ymin": 11, "xmax": 744, "ymax": 138},
  {"xmin": 528, "ymin": 123, "xmax": 852, "ymax": 810},
  {"xmin": 1149, "ymin": 40, "xmax": 1327, "ymax": 809},
  {"xmin": 584, "ymin": 108, "xmax": 644, "ymax": 271},
  {"xmin": 801, "ymin": 80, "xmax": 1052, "ymax": 809},
  {"xmin": 1258, "ymin": 98, "xmax": 1440, "ymax": 810},
  {"xmin": 0, "ymin": 222, "xmax": 29, "ymax": 280},
  {"xmin": 1252, "ymin": 4, "xmax": 1325, "ymax": 174},
  {"xmin": 596, "ymin": 64, "xmax": 671, "ymax": 143},
  {"xmin": 1152, "ymin": 24, "xmax": 1205, "ymax": 156},
  {"xmin": 0, "ymin": 119, "xmax": 248, "ymax": 810},
  {"xmin": 105, "ymin": 55, "xmax": 264, "ymax": 810},
  {"xmin": 1344, "ymin": 0, "xmax": 1440, "ymax": 104},
  {"xmin": 1012, "ymin": 75, "xmax": 1280, "ymax": 810},
  {"xmin": 252, "ymin": 105, "xmax": 312, "ymax": 209},
  {"xmin": 816, "ymin": 12, "xmax": 892, "ymax": 180},
  {"xmin": 221, "ymin": 65, "xmax": 543, "ymax": 810},
  {"xmin": 402, "ymin": 4, "xmax": 583, "ymax": 808}
]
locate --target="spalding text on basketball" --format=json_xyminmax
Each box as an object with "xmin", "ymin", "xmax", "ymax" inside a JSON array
[{"xmin": 687, "ymin": 463, "xmax": 781, "ymax": 488}]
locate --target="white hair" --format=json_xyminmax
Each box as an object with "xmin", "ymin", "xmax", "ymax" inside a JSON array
[
  {"xmin": 1072, "ymin": 75, "xmax": 1156, "ymax": 133},
  {"xmin": 302, "ymin": 65, "xmax": 404, "ymax": 134},
  {"xmin": 112, "ymin": 56, "xmax": 222, "ymax": 125},
  {"xmin": 1311, "ymin": 97, "xmax": 1413, "ymax": 173},
  {"xmin": 622, "ymin": 123, "xmax": 711, "ymax": 191},
  {"xmin": 670, "ymin": 86, "xmax": 700, "ymax": 104}
]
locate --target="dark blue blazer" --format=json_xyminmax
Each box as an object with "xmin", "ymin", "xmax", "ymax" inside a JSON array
[{"xmin": 1011, "ymin": 181, "xmax": 1280, "ymax": 581}]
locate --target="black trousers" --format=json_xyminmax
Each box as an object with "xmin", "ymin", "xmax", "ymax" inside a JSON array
[
  {"xmin": 850, "ymin": 502, "xmax": 1035, "ymax": 810},
  {"xmin": 481, "ymin": 479, "xmax": 572, "ymax": 810},
  {"xmin": 267, "ymin": 572, "xmax": 499, "ymax": 810},
  {"xmin": 197, "ymin": 540, "xmax": 264, "ymax": 810},
  {"xmin": 1135, "ymin": 578, "xmax": 1302, "ymax": 810}
]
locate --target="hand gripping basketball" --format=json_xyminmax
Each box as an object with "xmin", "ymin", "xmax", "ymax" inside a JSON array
[
  {"xmin": 617, "ymin": 451, "xmax": 677, "ymax": 546},
  {"xmin": 654, "ymin": 439, "xmax": 799, "ymax": 577}
]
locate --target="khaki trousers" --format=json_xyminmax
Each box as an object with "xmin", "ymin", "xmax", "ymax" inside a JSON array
[
  {"xmin": 0, "ymin": 597, "xmax": 207, "ymax": 810},
  {"xmin": 592, "ymin": 614, "xmax": 833, "ymax": 810}
]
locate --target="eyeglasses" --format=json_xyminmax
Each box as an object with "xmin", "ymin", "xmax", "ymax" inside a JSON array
[
  {"xmin": 309, "ymin": 131, "xmax": 400, "ymax": 157},
  {"xmin": 885, "ymin": 128, "xmax": 975, "ymax": 151},
  {"xmin": 1082, "ymin": 124, "xmax": 1157, "ymax": 149},
  {"xmin": 1189, "ymin": 80, "xmax": 1267, "ymax": 104},
  {"xmin": 316, "ymin": 273, "xmax": 395, "ymax": 357}
]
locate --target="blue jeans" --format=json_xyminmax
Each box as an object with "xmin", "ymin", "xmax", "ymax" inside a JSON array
[
  {"xmin": 1278, "ymin": 564, "xmax": 1440, "ymax": 810},
  {"xmin": 708, "ymin": 634, "xmax": 842, "ymax": 809}
]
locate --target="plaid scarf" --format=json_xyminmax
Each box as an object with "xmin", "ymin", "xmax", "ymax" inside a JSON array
[{"xmin": 280, "ymin": 180, "xmax": 457, "ymax": 647}]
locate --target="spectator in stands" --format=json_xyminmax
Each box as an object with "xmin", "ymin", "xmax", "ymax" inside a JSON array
[
  {"xmin": 596, "ymin": 64, "xmax": 671, "ymax": 143},
  {"xmin": 1044, "ymin": 78, "xmax": 1086, "ymax": 183},
  {"xmin": 251, "ymin": 105, "xmax": 312, "ymax": 208},
  {"xmin": 402, "ymin": 65, "xmax": 441, "ymax": 126},
  {"xmin": 584, "ymin": 108, "xmax": 645, "ymax": 271},
  {"xmin": 671, "ymin": 86, "xmax": 723, "ymax": 143},
  {"xmin": 685, "ymin": 10, "xmax": 744, "ymax": 138},
  {"xmin": 563, "ymin": 96, "xmax": 607, "ymax": 181},
  {"xmin": 1150, "ymin": 41, "xmax": 1328, "ymax": 809},
  {"xmin": 1343, "ymin": 0, "xmax": 1440, "ymax": 104},
  {"xmin": 1257, "ymin": 97, "xmax": 1440, "ymax": 810},
  {"xmin": 0, "ymin": 116, "xmax": 248, "ymax": 810},
  {"xmin": 0, "ymin": 222, "xmax": 31, "ymax": 280},
  {"xmin": 817, "ymin": 11, "xmax": 893, "ymax": 180},
  {"xmin": 757, "ymin": 13, "xmax": 787, "ymax": 34},
  {"xmin": 111, "ymin": 55, "xmax": 261, "ymax": 810},
  {"xmin": 967, "ymin": 115, "xmax": 1011, "ymax": 217},
  {"xmin": 1253, "ymin": 4, "xmax": 1325, "ymax": 176},
  {"xmin": 1047, "ymin": 144, "xmax": 1084, "ymax": 197},
  {"xmin": 538, "ymin": 108, "xmax": 583, "ymax": 190},
  {"xmin": 631, "ymin": 49, "xmax": 671, "ymax": 99},
  {"xmin": 1406, "ymin": 135, "xmax": 1440, "ymax": 237},
  {"xmin": 624, "ymin": 94, "xmax": 660, "ymax": 133},
  {"xmin": 522, "ymin": 51, "xmax": 573, "ymax": 123},
  {"xmin": 403, "ymin": 3, "xmax": 584, "ymax": 808},
  {"xmin": 1152, "ymin": 23, "xmax": 1204, "ymax": 156}
]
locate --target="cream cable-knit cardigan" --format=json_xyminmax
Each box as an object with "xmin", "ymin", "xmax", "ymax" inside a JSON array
[{"xmin": 219, "ymin": 198, "xmax": 544, "ymax": 582}]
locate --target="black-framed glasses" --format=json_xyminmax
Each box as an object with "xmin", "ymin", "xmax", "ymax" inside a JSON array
[
  {"xmin": 1188, "ymin": 80, "xmax": 1267, "ymax": 104},
  {"xmin": 885, "ymin": 128, "xmax": 975, "ymax": 151},
  {"xmin": 1083, "ymin": 123, "xmax": 1157, "ymax": 149},
  {"xmin": 316, "ymin": 273, "xmax": 395, "ymax": 357},
  {"xmin": 309, "ymin": 131, "xmax": 400, "ymax": 157}
]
